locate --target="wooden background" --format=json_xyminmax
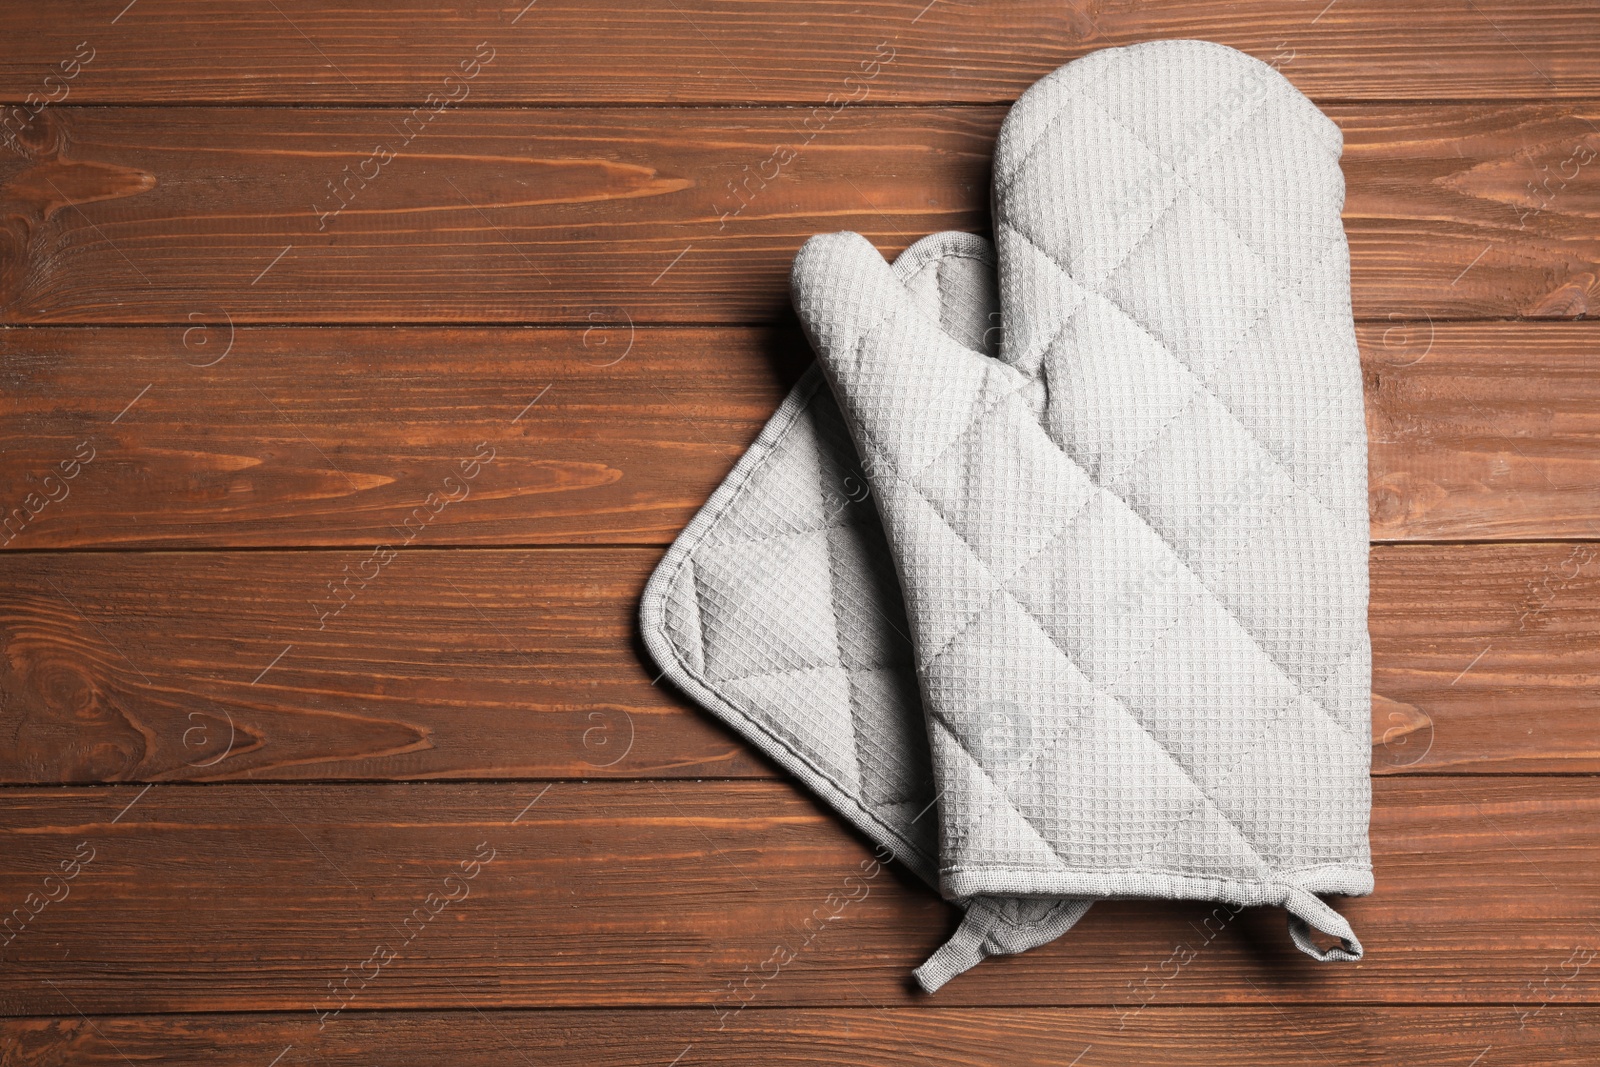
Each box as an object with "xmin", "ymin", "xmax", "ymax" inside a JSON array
[{"xmin": 1, "ymin": 2, "xmax": 1597, "ymax": 1063}]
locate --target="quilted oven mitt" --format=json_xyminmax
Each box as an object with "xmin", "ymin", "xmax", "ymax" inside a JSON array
[
  {"xmin": 792, "ymin": 38, "xmax": 1371, "ymax": 978},
  {"xmin": 641, "ymin": 230, "xmax": 1094, "ymax": 992},
  {"xmin": 643, "ymin": 38, "xmax": 1372, "ymax": 992}
]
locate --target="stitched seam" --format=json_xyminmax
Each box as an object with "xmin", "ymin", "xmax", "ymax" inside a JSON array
[
  {"xmin": 910, "ymin": 369, "xmax": 1017, "ymax": 484},
  {"xmin": 992, "ymin": 100, "xmax": 1365, "ymax": 723},
  {"xmin": 1001, "ymin": 137, "xmax": 1350, "ymax": 522},
  {"xmin": 874, "ymin": 380, "xmax": 1358, "ymax": 873},
  {"xmin": 691, "ymin": 549, "xmax": 838, "ymax": 681},
  {"xmin": 898, "ymin": 355, "xmax": 1028, "ymax": 486},
  {"xmin": 919, "ymin": 473, "xmax": 1364, "ymax": 878},
  {"xmin": 810, "ymin": 84, "xmax": 1356, "ymax": 883},
  {"xmin": 834, "ymin": 314, "xmax": 1024, "ymax": 491},
  {"xmin": 929, "ymin": 710, "xmax": 1079, "ymax": 876},
  {"xmin": 1083, "ymin": 576, "xmax": 1205, "ymax": 692},
  {"xmin": 1007, "ymin": 231, "xmax": 1368, "ymax": 732},
  {"xmin": 993, "ymin": 50, "xmax": 1274, "ymax": 203},
  {"xmin": 957, "ymin": 489, "xmax": 1365, "ymax": 875},
  {"xmin": 919, "ymin": 55, "xmax": 1356, "ymax": 886},
  {"xmin": 669, "ymin": 471, "xmax": 931, "ymax": 866},
  {"xmin": 1089, "ymin": 239, "xmax": 1352, "ymax": 503},
  {"xmin": 912, "ymin": 464, "xmax": 1097, "ymax": 673},
  {"xmin": 700, "ymin": 512, "xmax": 860, "ymax": 554},
  {"xmin": 822, "ymin": 354, "xmax": 1070, "ymax": 681},
  {"xmin": 943, "ymin": 861, "xmax": 1372, "ymax": 880},
  {"xmin": 998, "ymin": 168, "xmax": 1174, "ymax": 370},
  {"xmin": 1124, "ymin": 490, "xmax": 1367, "ymax": 749},
  {"xmin": 911, "ymin": 516, "xmax": 1275, "ymax": 879},
  {"xmin": 916, "ymin": 413, "xmax": 1360, "ymax": 869},
  {"xmin": 1088, "ymin": 225, "xmax": 1351, "ymax": 516},
  {"xmin": 653, "ymin": 392, "xmax": 880, "ymax": 820},
  {"xmin": 1032, "ymin": 84, "xmax": 1350, "ymax": 514},
  {"xmin": 817, "ymin": 511, "xmax": 868, "ymax": 798},
  {"xmin": 912, "ymin": 439, "xmax": 1361, "ymax": 800},
  {"xmin": 648, "ymin": 246, "xmax": 997, "ymax": 881},
  {"xmin": 996, "ymin": 79, "xmax": 1271, "ymax": 372},
  {"xmin": 1094, "ymin": 687, "xmax": 1331, "ymax": 878}
]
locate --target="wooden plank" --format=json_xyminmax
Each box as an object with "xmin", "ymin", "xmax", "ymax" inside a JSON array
[
  {"xmin": 1, "ymin": 778, "xmax": 1598, "ymax": 1012},
  {"xmin": 1370, "ymin": 543, "xmax": 1600, "ymax": 773},
  {"xmin": 0, "ymin": 544, "xmax": 1593, "ymax": 782},
  {"xmin": 1364, "ymin": 323, "xmax": 1600, "ymax": 542},
  {"xmin": 4, "ymin": 1007, "xmax": 1596, "ymax": 1066},
  {"xmin": 0, "ymin": 1, "xmax": 1594, "ymax": 105},
  {"xmin": 0, "ymin": 549, "xmax": 756, "ymax": 783},
  {"xmin": 1, "ymin": 104, "xmax": 1594, "ymax": 324},
  {"xmin": 1338, "ymin": 105, "xmax": 1600, "ymax": 321},
  {"xmin": 1, "ymin": 323, "xmax": 1595, "ymax": 549},
  {"xmin": 0, "ymin": 326, "xmax": 801, "ymax": 549}
]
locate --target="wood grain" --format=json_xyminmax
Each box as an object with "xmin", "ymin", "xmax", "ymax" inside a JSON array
[
  {"xmin": 1, "ymin": 105, "xmax": 1595, "ymax": 324},
  {"xmin": 0, "ymin": 544, "xmax": 1593, "ymax": 782},
  {"xmin": 4, "ymin": 1007, "xmax": 1595, "ymax": 1066},
  {"xmin": 0, "ymin": 323, "xmax": 1595, "ymax": 549},
  {"xmin": 0, "ymin": 1, "xmax": 1593, "ymax": 105},
  {"xmin": 0, "ymin": 0, "xmax": 1590, "ymax": 1054},
  {"xmin": 0, "ymin": 326, "xmax": 801, "ymax": 550},
  {"xmin": 2, "ymin": 778, "xmax": 1598, "ymax": 1013},
  {"xmin": 0, "ymin": 549, "xmax": 754, "ymax": 783},
  {"xmin": 1370, "ymin": 543, "xmax": 1600, "ymax": 774},
  {"xmin": 1364, "ymin": 323, "xmax": 1600, "ymax": 542}
]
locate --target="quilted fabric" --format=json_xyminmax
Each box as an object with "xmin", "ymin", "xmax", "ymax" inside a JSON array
[
  {"xmin": 641, "ymin": 232, "xmax": 1093, "ymax": 987},
  {"xmin": 643, "ymin": 38, "xmax": 1372, "ymax": 992},
  {"xmin": 792, "ymin": 39, "xmax": 1371, "ymax": 967}
]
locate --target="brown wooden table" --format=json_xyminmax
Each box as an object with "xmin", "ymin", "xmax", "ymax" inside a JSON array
[{"xmin": 1, "ymin": 3, "xmax": 1597, "ymax": 1063}]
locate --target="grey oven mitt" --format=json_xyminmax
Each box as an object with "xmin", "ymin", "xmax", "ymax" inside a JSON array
[
  {"xmin": 793, "ymin": 38, "xmax": 1371, "ymax": 969},
  {"xmin": 641, "ymin": 230, "xmax": 1094, "ymax": 992},
  {"xmin": 645, "ymin": 38, "xmax": 1371, "ymax": 991}
]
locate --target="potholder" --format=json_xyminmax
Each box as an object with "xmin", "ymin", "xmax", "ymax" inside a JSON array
[
  {"xmin": 645, "ymin": 38, "xmax": 1372, "ymax": 992},
  {"xmin": 792, "ymin": 38, "xmax": 1371, "ymax": 976},
  {"xmin": 641, "ymin": 232, "xmax": 1093, "ymax": 992}
]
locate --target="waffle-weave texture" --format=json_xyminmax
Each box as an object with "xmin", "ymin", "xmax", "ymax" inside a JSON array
[
  {"xmin": 792, "ymin": 40, "xmax": 1371, "ymax": 960},
  {"xmin": 640, "ymin": 233, "xmax": 1094, "ymax": 987},
  {"xmin": 643, "ymin": 39, "xmax": 1373, "ymax": 990}
]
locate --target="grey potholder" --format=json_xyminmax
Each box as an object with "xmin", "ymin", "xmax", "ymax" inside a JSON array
[
  {"xmin": 641, "ymin": 231, "xmax": 1092, "ymax": 990},
  {"xmin": 645, "ymin": 39, "xmax": 1372, "ymax": 991}
]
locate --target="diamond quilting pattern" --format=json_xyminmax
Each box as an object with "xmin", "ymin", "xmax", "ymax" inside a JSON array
[
  {"xmin": 693, "ymin": 528, "xmax": 843, "ymax": 685},
  {"xmin": 645, "ymin": 41, "xmax": 1371, "ymax": 986},
  {"xmin": 792, "ymin": 41, "xmax": 1370, "ymax": 897},
  {"xmin": 643, "ymin": 235, "xmax": 1012, "ymax": 893}
]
